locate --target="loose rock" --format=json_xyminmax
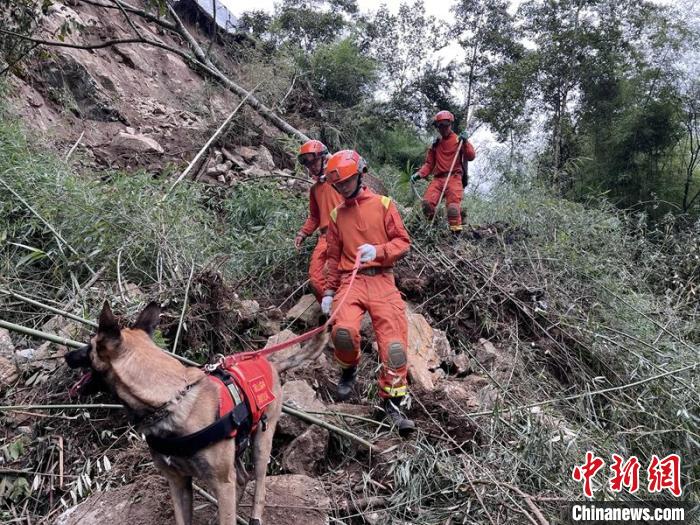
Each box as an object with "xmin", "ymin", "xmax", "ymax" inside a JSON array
[{"xmin": 281, "ymin": 424, "xmax": 329, "ymax": 475}]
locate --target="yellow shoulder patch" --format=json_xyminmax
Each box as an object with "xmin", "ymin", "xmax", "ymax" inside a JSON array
[
  {"xmin": 380, "ymin": 195, "xmax": 392, "ymax": 209},
  {"xmin": 330, "ymin": 207, "xmax": 338, "ymax": 222}
]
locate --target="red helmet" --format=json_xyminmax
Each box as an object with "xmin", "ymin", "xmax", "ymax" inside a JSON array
[
  {"xmin": 298, "ymin": 140, "xmax": 328, "ymax": 165},
  {"xmin": 433, "ymin": 110, "xmax": 455, "ymax": 126},
  {"xmin": 325, "ymin": 150, "xmax": 367, "ymax": 184}
]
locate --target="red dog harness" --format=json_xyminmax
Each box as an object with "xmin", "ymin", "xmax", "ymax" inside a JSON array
[
  {"xmin": 209, "ymin": 355, "xmax": 275, "ymax": 437},
  {"xmin": 146, "ymin": 355, "xmax": 276, "ymax": 457}
]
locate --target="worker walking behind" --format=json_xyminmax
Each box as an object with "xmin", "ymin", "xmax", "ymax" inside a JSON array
[
  {"xmin": 322, "ymin": 150, "xmax": 415, "ymax": 436},
  {"xmin": 294, "ymin": 140, "xmax": 343, "ymax": 303},
  {"xmin": 411, "ymin": 110, "xmax": 476, "ymax": 233}
]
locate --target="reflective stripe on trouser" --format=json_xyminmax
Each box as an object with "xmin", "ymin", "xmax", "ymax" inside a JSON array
[
  {"xmin": 331, "ymin": 273, "xmax": 408, "ymax": 399},
  {"xmin": 422, "ymin": 175, "xmax": 463, "ymax": 230},
  {"xmin": 308, "ymin": 234, "xmax": 328, "ymax": 303}
]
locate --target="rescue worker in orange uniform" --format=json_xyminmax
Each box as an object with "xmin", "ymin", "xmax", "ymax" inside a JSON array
[
  {"xmin": 294, "ymin": 140, "xmax": 343, "ymax": 302},
  {"xmin": 411, "ymin": 110, "xmax": 476, "ymax": 233},
  {"xmin": 322, "ymin": 150, "xmax": 415, "ymax": 436}
]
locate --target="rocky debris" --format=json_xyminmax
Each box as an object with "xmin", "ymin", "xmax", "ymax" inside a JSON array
[
  {"xmin": 54, "ymin": 475, "xmax": 215, "ymax": 525},
  {"xmin": 258, "ymin": 308, "xmax": 283, "ymax": 336},
  {"xmin": 221, "ymin": 147, "xmax": 247, "ymax": 169},
  {"xmin": 256, "ymin": 145, "xmax": 275, "ymax": 170},
  {"xmin": 234, "ymin": 299, "xmax": 260, "ymax": 324},
  {"xmin": 0, "ymin": 328, "xmax": 15, "ymax": 358},
  {"xmin": 0, "ymin": 356, "xmax": 19, "ymax": 391},
  {"xmin": 237, "ymin": 145, "xmax": 258, "ymax": 162},
  {"xmin": 285, "ymin": 294, "xmax": 322, "ymax": 327},
  {"xmin": 406, "ymin": 312, "xmax": 452, "ymax": 390},
  {"xmin": 234, "ymin": 145, "xmax": 276, "ymax": 171},
  {"xmin": 111, "ymin": 132, "xmax": 164, "ymax": 154},
  {"xmin": 445, "ymin": 353, "xmax": 471, "ymax": 376},
  {"xmin": 243, "ymin": 166, "xmax": 268, "ymax": 178},
  {"xmin": 240, "ymin": 474, "xmax": 330, "ymax": 525},
  {"xmin": 281, "ymin": 424, "xmax": 329, "ymax": 475},
  {"xmin": 474, "ymin": 338, "xmax": 499, "ymax": 370},
  {"xmin": 277, "ymin": 379, "xmax": 325, "ymax": 437},
  {"xmin": 14, "ymin": 342, "xmax": 52, "ymax": 368}
]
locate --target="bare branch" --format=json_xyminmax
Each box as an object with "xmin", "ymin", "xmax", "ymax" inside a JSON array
[{"xmin": 78, "ymin": 0, "xmax": 177, "ymax": 31}]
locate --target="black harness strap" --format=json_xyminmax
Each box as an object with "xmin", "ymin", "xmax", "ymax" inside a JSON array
[
  {"xmin": 146, "ymin": 368, "xmax": 255, "ymax": 457},
  {"xmin": 146, "ymin": 402, "xmax": 250, "ymax": 457}
]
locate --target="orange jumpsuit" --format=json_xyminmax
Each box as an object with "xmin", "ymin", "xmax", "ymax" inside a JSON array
[
  {"xmin": 325, "ymin": 187, "xmax": 411, "ymax": 398},
  {"xmin": 417, "ymin": 131, "xmax": 476, "ymax": 231},
  {"xmin": 298, "ymin": 180, "xmax": 343, "ymax": 301}
]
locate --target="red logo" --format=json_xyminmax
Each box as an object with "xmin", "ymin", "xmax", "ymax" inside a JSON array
[
  {"xmin": 648, "ymin": 454, "xmax": 681, "ymax": 497},
  {"xmin": 609, "ymin": 454, "xmax": 640, "ymax": 494},
  {"xmin": 572, "ymin": 451, "xmax": 605, "ymax": 498},
  {"xmin": 574, "ymin": 453, "xmax": 682, "ymax": 497}
]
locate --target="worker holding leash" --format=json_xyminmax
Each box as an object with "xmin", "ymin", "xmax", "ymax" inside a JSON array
[
  {"xmin": 322, "ymin": 150, "xmax": 415, "ymax": 436},
  {"xmin": 411, "ymin": 110, "xmax": 476, "ymax": 233}
]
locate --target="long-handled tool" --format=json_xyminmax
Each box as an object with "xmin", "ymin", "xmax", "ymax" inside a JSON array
[{"xmin": 429, "ymin": 138, "xmax": 464, "ymax": 226}]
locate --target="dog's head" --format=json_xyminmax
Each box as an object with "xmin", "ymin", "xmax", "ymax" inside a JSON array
[{"xmin": 64, "ymin": 301, "xmax": 161, "ymax": 398}]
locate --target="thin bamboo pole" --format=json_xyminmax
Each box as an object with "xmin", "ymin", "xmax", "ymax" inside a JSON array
[{"xmin": 0, "ymin": 288, "xmax": 97, "ymax": 328}]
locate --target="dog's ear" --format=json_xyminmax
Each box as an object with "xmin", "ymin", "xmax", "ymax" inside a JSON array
[
  {"xmin": 98, "ymin": 301, "xmax": 121, "ymax": 341},
  {"xmin": 133, "ymin": 301, "xmax": 161, "ymax": 337}
]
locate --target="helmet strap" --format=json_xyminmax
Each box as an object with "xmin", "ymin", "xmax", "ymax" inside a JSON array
[{"xmin": 348, "ymin": 174, "xmax": 363, "ymax": 200}]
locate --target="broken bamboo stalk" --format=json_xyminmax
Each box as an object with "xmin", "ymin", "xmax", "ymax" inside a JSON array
[
  {"xmin": 0, "ymin": 288, "xmax": 98, "ymax": 328},
  {"xmin": 65, "ymin": 131, "xmax": 85, "ymax": 161},
  {"xmin": 0, "ymin": 319, "xmax": 200, "ymax": 366},
  {"xmin": 0, "ymin": 402, "xmax": 380, "ymax": 454},
  {"xmin": 171, "ymin": 261, "xmax": 195, "ymax": 354},
  {"xmin": 281, "ymin": 403, "xmax": 380, "ymax": 454}
]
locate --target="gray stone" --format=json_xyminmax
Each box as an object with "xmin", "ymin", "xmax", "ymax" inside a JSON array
[
  {"xmin": 111, "ymin": 132, "xmax": 164, "ymax": 154},
  {"xmin": 281, "ymin": 425, "xmax": 328, "ymax": 475},
  {"xmin": 0, "ymin": 356, "xmax": 19, "ymax": 391},
  {"xmin": 277, "ymin": 380, "xmax": 325, "ymax": 437},
  {"xmin": 285, "ymin": 294, "xmax": 322, "ymax": 327},
  {"xmin": 0, "ymin": 328, "xmax": 14, "ymax": 358},
  {"xmin": 240, "ymin": 474, "xmax": 330, "ymax": 525},
  {"xmin": 256, "ymin": 145, "xmax": 275, "ymax": 170}
]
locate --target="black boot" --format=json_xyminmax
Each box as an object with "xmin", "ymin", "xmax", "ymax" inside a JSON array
[
  {"xmin": 336, "ymin": 367, "xmax": 357, "ymax": 401},
  {"xmin": 383, "ymin": 397, "xmax": 416, "ymax": 437}
]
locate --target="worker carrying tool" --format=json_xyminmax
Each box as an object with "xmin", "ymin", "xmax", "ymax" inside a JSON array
[
  {"xmin": 322, "ymin": 150, "xmax": 416, "ymax": 437},
  {"xmin": 294, "ymin": 140, "xmax": 343, "ymax": 303},
  {"xmin": 411, "ymin": 110, "xmax": 476, "ymax": 233}
]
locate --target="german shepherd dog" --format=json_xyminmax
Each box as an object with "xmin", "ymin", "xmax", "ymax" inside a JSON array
[{"xmin": 65, "ymin": 301, "xmax": 328, "ymax": 525}]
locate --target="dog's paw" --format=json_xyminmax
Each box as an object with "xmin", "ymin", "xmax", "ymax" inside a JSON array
[{"xmin": 248, "ymin": 519, "xmax": 262, "ymax": 525}]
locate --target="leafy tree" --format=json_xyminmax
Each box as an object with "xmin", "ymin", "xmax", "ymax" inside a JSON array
[
  {"xmin": 310, "ymin": 37, "xmax": 377, "ymax": 107},
  {"xmin": 269, "ymin": 0, "xmax": 358, "ymax": 52}
]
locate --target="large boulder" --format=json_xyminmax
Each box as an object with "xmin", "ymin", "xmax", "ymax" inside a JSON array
[
  {"xmin": 276, "ymin": 379, "xmax": 325, "ymax": 437},
  {"xmin": 240, "ymin": 474, "xmax": 330, "ymax": 525},
  {"xmin": 54, "ymin": 475, "xmax": 215, "ymax": 525},
  {"xmin": 281, "ymin": 425, "xmax": 329, "ymax": 475},
  {"xmin": 406, "ymin": 312, "xmax": 445, "ymax": 390},
  {"xmin": 111, "ymin": 132, "xmax": 164, "ymax": 154}
]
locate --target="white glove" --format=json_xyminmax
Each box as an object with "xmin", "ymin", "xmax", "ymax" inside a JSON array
[
  {"xmin": 358, "ymin": 244, "xmax": 377, "ymax": 263},
  {"xmin": 321, "ymin": 295, "xmax": 333, "ymax": 315}
]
